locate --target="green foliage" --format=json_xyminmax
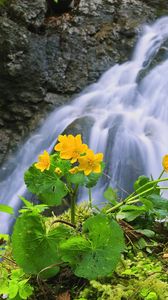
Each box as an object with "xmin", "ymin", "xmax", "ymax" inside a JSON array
[
  {"xmin": 67, "ymin": 172, "xmax": 86, "ymax": 185},
  {"xmin": 61, "ymin": 214, "xmax": 125, "ymax": 279},
  {"xmin": 76, "ymin": 276, "xmax": 168, "ymax": 300},
  {"xmin": 0, "ymin": 0, "xmax": 7, "ymax": 6},
  {"xmin": 24, "ymin": 142, "xmax": 103, "ymax": 210},
  {"xmin": 120, "ymin": 252, "xmax": 166, "ymax": 280},
  {"xmin": 133, "ymin": 175, "xmax": 160, "ymax": 196},
  {"xmin": 134, "ymin": 175, "xmax": 150, "ymax": 191},
  {"xmin": 0, "ymin": 267, "xmax": 33, "ymax": 300},
  {"xmin": 115, "ymin": 192, "xmax": 168, "ymax": 224},
  {"xmin": 116, "ymin": 204, "xmax": 147, "ymax": 221},
  {"xmin": 12, "ymin": 212, "xmax": 71, "ymax": 278},
  {"xmin": 103, "ymin": 187, "xmax": 118, "ymax": 205},
  {"xmin": 19, "ymin": 196, "xmax": 48, "ymax": 214},
  {"xmin": 106, "ymin": 173, "xmax": 168, "ymax": 228},
  {"xmin": 0, "ymin": 204, "xmax": 14, "ymax": 214},
  {"xmin": 24, "ymin": 165, "xmax": 68, "ymax": 205},
  {"xmin": 4, "ymin": 134, "xmax": 168, "ymax": 299},
  {"xmin": 140, "ymin": 289, "xmax": 158, "ymax": 300},
  {"xmin": 11, "ymin": 207, "xmax": 125, "ymax": 281},
  {"xmin": 148, "ymin": 194, "xmax": 168, "ymax": 219},
  {"xmin": 76, "ymin": 251, "xmax": 168, "ymax": 300}
]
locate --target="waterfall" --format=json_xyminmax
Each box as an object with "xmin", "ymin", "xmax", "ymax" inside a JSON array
[{"xmin": 1, "ymin": 17, "xmax": 168, "ymax": 234}]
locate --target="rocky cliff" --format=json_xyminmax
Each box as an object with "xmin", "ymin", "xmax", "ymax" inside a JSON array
[{"xmin": 0, "ymin": 0, "xmax": 167, "ymax": 166}]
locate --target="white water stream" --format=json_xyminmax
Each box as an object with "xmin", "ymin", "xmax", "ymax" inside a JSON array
[{"xmin": 1, "ymin": 17, "xmax": 168, "ymax": 234}]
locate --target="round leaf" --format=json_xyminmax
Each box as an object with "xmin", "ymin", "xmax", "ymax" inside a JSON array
[
  {"xmin": 61, "ymin": 214, "xmax": 125, "ymax": 280},
  {"xmin": 12, "ymin": 213, "xmax": 70, "ymax": 278}
]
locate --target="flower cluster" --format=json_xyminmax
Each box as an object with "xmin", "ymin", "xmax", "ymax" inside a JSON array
[
  {"xmin": 55, "ymin": 134, "xmax": 103, "ymax": 176},
  {"xmin": 54, "ymin": 134, "xmax": 88, "ymax": 163},
  {"xmin": 35, "ymin": 134, "xmax": 103, "ymax": 176}
]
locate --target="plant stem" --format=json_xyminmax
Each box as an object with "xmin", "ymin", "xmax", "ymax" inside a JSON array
[
  {"xmin": 51, "ymin": 219, "xmax": 76, "ymax": 228},
  {"xmin": 126, "ymin": 199, "xmax": 141, "ymax": 205},
  {"xmin": 126, "ymin": 186, "xmax": 157, "ymax": 203},
  {"xmin": 71, "ymin": 184, "xmax": 79, "ymax": 225},
  {"xmin": 106, "ymin": 177, "xmax": 168, "ymax": 214},
  {"xmin": 125, "ymin": 177, "xmax": 168, "ymax": 202},
  {"xmin": 106, "ymin": 186, "xmax": 155, "ymax": 214},
  {"xmin": 88, "ymin": 188, "xmax": 92, "ymax": 209},
  {"xmin": 106, "ymin": 199, "xmax": 127, "ymax": 213},
  {"xmin": 158, "ymin": 169, "xmax": 165, "ymax": 179}
]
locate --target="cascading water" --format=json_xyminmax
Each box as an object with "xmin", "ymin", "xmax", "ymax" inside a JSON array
[{"xmin": 1, "ymin": 17, "xmax": 168, "ymax": 234}]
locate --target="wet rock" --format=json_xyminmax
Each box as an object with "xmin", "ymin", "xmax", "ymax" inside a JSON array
[
  {"xmin": 0, "ymin": 0, "xmax": 164, "ymax": 167},
  {"xmin": 63, "ymin": 116, "xmax": 95, "ymax": 144},
  {"xmin": 44, "ymin": 93, "xmax": 71, "ymax": 108},
  {"xmin": 8, "ymin": 0, "xmax": 47, "ymax": 28},
  {"xmin": 0, "ymin": 129, "xmax": 11, "ymax": 163}
]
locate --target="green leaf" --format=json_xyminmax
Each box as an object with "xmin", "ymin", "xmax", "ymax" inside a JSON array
[
  {"xmin": 60, "ymin": 236, "xmax": 91, "ymax": 266},
  {"xmin": 145, "ymin": 292, "xmax": 158, "ymax": 300},
  {"xmin": 18, "ymin": 197, "xmax": 48, "ymax": 215},
  {"xmin": 120, "ymin": 205, "xmax": 146, "ymax": 212},
  {"xmin": 24, "ymin": 166, "xmax": 68, "ymax": 206},
  {"xmin": 146, "ymin": 194, "xmax": 168, "ymax": 219},
  {"xmin": 116, "ymin": 210, "xmax": 143, "ymax": 221},
  {"xmin": 19, "ymin": 196, "xmax": 33, "ymax": 208},
  {"xmin": 11, "ymin": 269, "xmax": 25, "ymax": 280},
  {"xmin": 0, "ymin": 204, "xmax": 14, "ymax": 215},
  {"xmin": 148, "ymin": 194, "xmax": 168, "ymax": 210},
  {"xmin": 50, "ymin": 155, "xmax": 71, "ymax": 175},
  {"xmin": 0, "ymin": 268, "xmax": 8, "ymax": 294},
  {"xmin": 60, "ymin": 214, "xmax": 125, "ymax": 280},
  {"xmin": 85, "ymin": 172, "xmax": 101, "ymax": 188},
  {"xmin": 67, "ymin": 172, "xmax": 86, "ymax": 185},
  {"xmin": 12, "ymin": 213, "xmax": 71, "ymax": 278},
  {"xmin": 135, "ymin": 229, "xmax": 155, "ymax": 238},
  {"xmin": 140, "ymin": 198, "xmax": 154, "ymax": 210},
  {"xmin": 103, "ymin": 187, "xmax": 118, "ymax": 205},
  {"xmin": 135, "ymin": 237, "xmax": 148, "ymax": 249},
  {"xmin": 134, "ymin": 175, "xmax": 150, "ymax": 191},
  {"xmin": 140, "ymin": 289, "xmax": 158, "ymax": 300},
  {"xmin": 18, "ymin": 280, "xmax": 34, "ymax": 300},
  {"xmin": 39, "ymin": 178, "xmax": 68, "ymax": 206},
  {"xmin": 134, "ymin": 176, "xmax": 160, "ymax": 196},
  {"xmin": 8, "ymin": 279, "xmax": 19, "ymax": 299}
]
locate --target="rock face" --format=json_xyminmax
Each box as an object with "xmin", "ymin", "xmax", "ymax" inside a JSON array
[{"xmin": 0, "ymin": 0, "xmax": 166, "ymax": 166}]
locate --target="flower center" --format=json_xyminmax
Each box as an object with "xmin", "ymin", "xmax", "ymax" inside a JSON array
[
  {"xmin": 73, "ymin": 149, "xmax": 80, "ymax": 156},
  {"xmin": 88, "ymin": 159, "xmax": 94, "ymax": 167}
]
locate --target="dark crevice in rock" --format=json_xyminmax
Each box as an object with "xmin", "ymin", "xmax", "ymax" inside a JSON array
[
  {"xmin": 46, "ymin": 0, "xmax": 73, "ymax": 16},
  {"xmin": 27, "ymin": 24, "xmax": 46, "ymax": 35}
]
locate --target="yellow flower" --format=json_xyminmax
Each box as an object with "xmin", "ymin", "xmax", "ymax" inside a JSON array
[
  {"xmin": 78, "ymin": 149, "xmax": 103, "ymax": 176},
  {"xmin": 55, "ymin": 167, "xmax": 62, "ymax": 176},
  {"xmin": 69, "ymin": 166, "xmax": 79, "ymax": 174},
  {"xmin": 54, "ymin": 135, "xmax": 67, "ymax": 152},
  {"xmin": 54, "ymin": 134, "xmax": 88, "ymax": 163},
  {"xmin": 35, "ymin": 150, "xmax": 50, "ymax": 172},
  {"xmin": 162, "ymin": 154, "xmax": 168, "ymax": 172}
]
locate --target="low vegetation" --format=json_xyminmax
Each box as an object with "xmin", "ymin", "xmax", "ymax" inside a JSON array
[{"xmin": 0, "ymin": 134, "xmax": 168, "ymax": 299}]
